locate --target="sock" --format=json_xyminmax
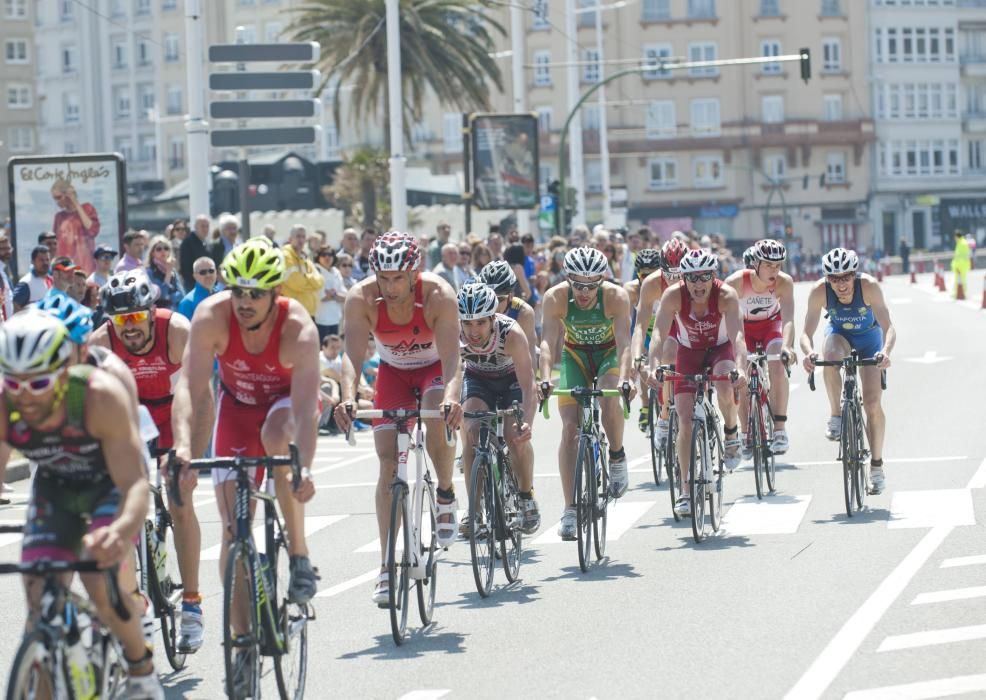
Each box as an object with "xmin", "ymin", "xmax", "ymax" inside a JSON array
[
  {"xmin": 609, "ymin": 447, "xmax": 625, "ymax": 461},
  {"xmin": 724, "ymin": 425, "xmax": 738, "ymax": 436},
  {"xmin": 871, "ymin": 459, "xmax": 884, "ymax": 468},
  {"xmin": 518, "ymin": 490, "xmax": 533, "ymax": 499},
  {"xmin": 436, "ymin": 485, "xmax": 455, "ymax": 501}
]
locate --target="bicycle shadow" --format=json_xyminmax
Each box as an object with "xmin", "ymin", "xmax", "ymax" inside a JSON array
[
  {"xmin": 447, "ymin": 580, "xmax": 542, "ymax": 609},
  {"xmin": 162, "ymin": 671, "xmax": 203, "ymax": 697},
  {"xmin": 813, "ymin": 507, "xmax": 890, "ymax": 526},
  {"xmin": 655, "ymin": 532, "xmax": 756, "ymax": 551},
  {"xmin": 540, "ymin": 559, "xmax": 641, "ymax": 583},
  {"xmin": 338, "ymin": 626, "xmax": 469, "ymax": 661},
  {"xmin": 628, "ymin": 480, "xmax": 664, "ymax": 494}
]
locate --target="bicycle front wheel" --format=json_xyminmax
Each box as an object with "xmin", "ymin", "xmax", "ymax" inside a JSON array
[
  {"xmin": 223, "ymin": 541, "xmax": 261, "ymax": 700},
  {"xmin": 575, "ymin": 437, "xmax": 594, "ymax": 572},
  {"xmin": 852, "ymin": 405, "xmax": 868, "ymax": 510},
  {"xmin": 593, "ymin": 444, "xmax": 608, "ymax": 560},
  {"xmin": 144, "ymin": 523, "xmax": 185, "ymax": 671},
  {"xmin": 763, "ymin": 402, "xmax": 777, "ymax": 494},
  {"xmin": 667, "ymin": 410, "xmax": 683, "ymax": 522},
  {"xmin": 388, "ymin": 483, "xmax": 411, "ymax": 644},
  {"xmin": 274, "ymin": 536, "xmax": 308, "ymax": 700},
  {"xmin": 498, "ymin": 456, "xmax": 522, "ymax": 583},
  {"xmin": 689, "ymin": 420, "xmax": 709, "ymax": 543},
  {"xmin": 750, "ymin": 396, "xmax": 765, "ymax": 500},
  {"xmin": 709, "ymin": 419, "xmax": 724, "ymax": 533},
  {"xmin": 648, "ymin": 391, "xmax": 662, "ymax": 487},
  {"xmin": 417, "ymin": 482, "xmax": 438, "ymax": 623},
  {"xmin": 468, "ymin": 454, "xmax": 496, "ymax": 598},
  {"xmin": 6, "ymin": 630, "xmax": 55, "ymax": 700}
]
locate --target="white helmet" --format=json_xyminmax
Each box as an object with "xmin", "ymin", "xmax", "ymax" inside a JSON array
[
  {"xmin": 478, "ymin": 260, "xmax": 516, "ymax": 294},
  {"xmin": 369, "ymin": 232, "xmax": 420, "ymax": 272},
  {"xmin": 679, "ymin": 248, "xmax": 719, "ymax": 274},
  {"xmin": 101, "ymin": 268, "xmax": 158, "ymax": 314},
  {"xmin": 564, "ymin": 247, "xmax": 608, "ymax": 278},
  {"xmin": 822, "ymin": 247, "xmax": 859, "ymax": 275},
  {"xmin": 753, "ymin": 238, "xmax": 787, "ymax": 263},
  {"xmin": 0, "ymin": 308, "xmax": 73, "ymax": 375},
  {"xmin": 457, "ymin": 283, "xmax": 498, "ymax": 321}
]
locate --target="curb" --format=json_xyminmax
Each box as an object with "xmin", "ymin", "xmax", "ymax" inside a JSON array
[{"xmin": 4, "ymin": 460, "xmax": 30, "ymax": 484}]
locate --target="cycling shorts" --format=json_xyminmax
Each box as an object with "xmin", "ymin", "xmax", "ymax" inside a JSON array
[
  {"xmin": 743, "ymin": 316, "xmax": 783, "ymax": 353},
  {"xmin": 374, "ymin": 360, "xmax": 444, "ymax": 430},
  {"xmin": 463, "ymin": 371, "xmax": 522, "ymax": 410},
  {"xmin": 824, "ymin": 324, "xmax": 884, "ymax": 360},
  {"xmin": 22, "ymin": 473, "xmax": 120, "ymax": 563},
  {"xmin": 212, "ymin": 394, "xmax": 292, "ymax": 485},
  {"xmin": 674, "ymin": 342, "xmax": 735, "ymax": 397},
  {"xmin": 559, "ymin": 344, "xmax": 619, "ymax": 407}
]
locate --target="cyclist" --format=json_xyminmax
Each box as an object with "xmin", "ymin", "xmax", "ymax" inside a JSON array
[
  {"xmin": 625, "ymin": 248, "xmax": 662, "ymax": 432},
  {"xmin": 448, "ymin": 283, "xmax": 539, "ymax": 534},
  {"xmin": 0, "ymin": 310, "xmax": 164, "ymax": 698},
  {"xmin": 647, "ymin": 248, "xmax": 747, "ymax": 517},
  {"xmin": 800, "ymin": 247, "xmax": 896, "ymax": 493},
  {"xmin": 90, "ymin": 268, "xmax": 205, "ymax": 653},
  {"xmin": 724, "ymin": 239, "xmax": 796, "ymax": 455},
  {"xmin": 539, "ymin": 247, "xmax": 635, "ymax": 540},
  {"xmin": 172, "ymin": 238, "xmax": 319, "ymax": 619},
  {"xmin": 332, "ymin": 232, "xmax": 463, "ymax": 605},
  {"xmin": 743, "ymin": 246, "xmax": 756, "ymax": 270},
  {"xmin": 478, "ymin": 260, "xmax": 538, "ymax": 367},
  {"xmin": 631, "ymin": 238, "xmax": 687, "ymax": 440}
]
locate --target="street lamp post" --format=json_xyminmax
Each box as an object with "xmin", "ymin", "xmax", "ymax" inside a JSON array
[
  {"xmin": 184, "ymin": 0, "xmax": 209, "ymax": 219},
  {"xmin": 385, "ymin": 0, "xmax": 407, "ymax": 232}
]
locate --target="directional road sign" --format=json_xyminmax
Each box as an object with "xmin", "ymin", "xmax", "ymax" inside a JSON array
[
  {"xmin": 210, "ymin": 100, "xmax": 319, "ymax": 120},
  {"xmin": 210, "ymin": 127, "xmax": 319, "ymax": 148},
  {"xmin": 208, "ymin": 43, "xmax": 320, "ymax": 64}
]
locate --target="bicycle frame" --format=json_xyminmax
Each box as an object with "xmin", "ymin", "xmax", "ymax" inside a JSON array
[{"xmin": 395, "ymin": 414, "xmax": 431, "ymax": 580}]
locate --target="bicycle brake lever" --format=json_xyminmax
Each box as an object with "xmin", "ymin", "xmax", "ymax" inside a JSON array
[
  {"xmin": 808, "ymin": 372, "xmax": 816, "ymax": 392},
  {"xmin": 105, "ymin": 565, "xmax": 131, "ymax": 622},
  {"xmin": 443, "ymin": 404, "xmax": 455, "ymax": 446},
  {"xmin": 620, "ymin": 381, "xmax": 632, "ymax": 419},
  {"xmin": 344, "ymin": 402, "xmax": 356, "ymax": 446},
  {"xmin": 539, "ymin": 381, "xmax": 552, "ymax": 419},
  {"xmin": 166, "ymin": 450, "xmax": 183, "ymax": 508},
  {"xmin": 289, "ymin": 443, "xmax": 301, "ymax": 491}
]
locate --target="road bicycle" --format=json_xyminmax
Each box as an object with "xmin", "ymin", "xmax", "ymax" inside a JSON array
[
  {"xmin": 541, "ymin": 380, "xmax": 631, "ymax": 572},
  {"xmin": 463, "ymin": 403, "xmax": 525, "ymax": 598},
  {"xmin": 646, "ymin": 362, "xmax": 684, "ymax": 521},
  {"xmin": 169, "ymin": 446, "xmax": 310, "ymax": 699},
  {"xmin": 635, "ymin": 356, "xmax": 662, "ymax": 488},
  {"xmin": 346, "ymin": 395, "xmax": 451, "ymax": 645},
  {"xmin": 809, "ymin": 351, "xmax": 887, "ymax": 517},
  {"xmin": 659, "ymin": 369, "xmax": 735, "ymax": 543},
  {"xmin": 744, "ymin": 348, "xmax": 790, "ymax": 500},
  {"xmin": 2, "ymin": 534, "xmax": 131, "ymax": 700}
]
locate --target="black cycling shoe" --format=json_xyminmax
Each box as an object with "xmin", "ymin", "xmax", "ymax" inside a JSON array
[{"xmin": 288, "ymin": 556, "xmax": 320, "ymax": 604}]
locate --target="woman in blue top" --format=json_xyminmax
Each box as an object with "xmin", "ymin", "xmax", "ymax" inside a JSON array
[{"xmin": 800, "ymin": 248, "xmax": 896, "ymax": 494}]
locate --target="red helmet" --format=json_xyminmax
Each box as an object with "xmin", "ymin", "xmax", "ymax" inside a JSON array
[
  {"xmin": 369, "ymin": 232, "xmax": 420, "ymax": 272},
  {"xmin": 661, "ymin": 238, "xmax": 687, "ymax": 272}
]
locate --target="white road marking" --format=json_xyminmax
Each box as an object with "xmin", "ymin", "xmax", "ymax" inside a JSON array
[
  {"xmin": 912, "ymin": 585, "xmax": 986, "ymax": 605},
  {"xmin": 397, "ymin": 691, "xmax": 450, "ymax": 700},
  {"xmin": 877, "ymin": 623, "xmax": 986, "ymax": 652},
  {"xmin": 782, "ymin": 456, "xmax": 968, "ymax": 467},
  {"xmin": 354, "ymin": 510, "xmax": 463, "ymax": 554},
  {"xmin": 887, "ymin": 490, "xmax": 975, "ymax": 529},
  {"xmin": 941, "ymin": 554, "xmax": 986, "ymax": 568},
  {"xmin": 200, "ymin": 514, "xmax": 348, "ymax": 561},
  {"xmin": 967, "ymin": 457, "xmax": 986, "ymax": 489},
  {"xmin": 843, "ymin": 673, "xmax": 986, "ymax": 700},
  {"xmin": 720, "ymin": 495, "xmax": 812, "ymax": 535},
  {"xmin": 532, "ymin": 499, "xmax": 654, "ymax": 546},
  {"xmin": 903, "ymin": 351, "xmax": 952, "ymax": 365},
  {"xmin": 315, "ymin": 567, "xmax": 380, "ymax": 599},
  {"xmin": 311, "ymin": 452, "xmax": 376, "ymax": 476}
]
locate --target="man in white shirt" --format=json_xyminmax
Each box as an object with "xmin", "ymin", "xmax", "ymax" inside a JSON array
[
  {"xmin": 432, "ymin": 243, "xmax": 461, "ymax": 290},
  {"xmin": 88, "ymin": 244, "xmax": 117, "ymax": 288},
  {"xmin": 0, "ymin": 231, "xmax": 14, "ymax": 321},
  {"xmin": 13, "ymin": 246, "xmax": 52, "ymax": 311}
]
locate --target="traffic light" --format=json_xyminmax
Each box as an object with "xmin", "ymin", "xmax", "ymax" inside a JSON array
[
  {"xmin": 566, "ymin": 186, "xmax": 578, "ymax": 223},
  {"xmin": 800, "ymin": 48, "xmax": 811, "ymax": 83}
]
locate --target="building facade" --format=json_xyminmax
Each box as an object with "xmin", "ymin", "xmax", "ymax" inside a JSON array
[{"xmin": 1, "ymin": 0, "xmax": 41, "ymax": 221}]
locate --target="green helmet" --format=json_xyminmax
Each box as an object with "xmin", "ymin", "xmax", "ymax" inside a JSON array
[{"xmin": 221, "ymin": 237, "xmax": 285, "ymax": 289}]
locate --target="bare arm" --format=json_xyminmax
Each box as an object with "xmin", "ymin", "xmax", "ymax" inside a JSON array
[
  {"xmin": 631, "ymin": 274, "xmax": 661, "ymax": 361},
  {"xmin": 430, "ymin": 291, "xmax": 463, "ymax": 404},
  {"xmin": 287, "ymin": 317, "xmax": 321, "ymax": 478},
  {"xmin": 721, "ymin": 289, "xmax": 748, "ymax": 374},
  {"xmin": 172, "ymin": 303, "xmax": 219, "ymax": 460},
  {"xmin": 507, "ymin": 325, "xmax": 536, "ymax": 423},
  {"xmin": 647, "ymin": 287, "xmax": 680, "ymax": 372},
  {"xmin": 89, "ymin": 322, "xmax": 112, "ymax": 349},
  {"xmin": 340, "ymin": 290, "xmax": 371, "ymax": 403},
  {"xmin": 167, "ymin": 312, "xmax": 190, "ymax": 365},
  {"xmin": 518, "ymin": 303, "xmax": 538, "ymax": 369},
  {"xmin": 606, "ymin": 285, "xmax": 634, "ymax": 382},
  {"xmin": 799, "ymin": 283, "xmax": 826, "ymax": 357},
  {"xmin": 863, "ymin": 278, "xmax": 896, "ymax": 365},
  {"xmin": 538, "ymin": 289, "xmax": 563, "ymax": 382},
  {"xmin": 778, "ymin": 274, "xmax": 796, "ymax": 353}
]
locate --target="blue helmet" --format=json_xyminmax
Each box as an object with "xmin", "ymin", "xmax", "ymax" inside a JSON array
[{"xmin": 36, "ymin": 293, "xmax": 94, "ymax": 345}]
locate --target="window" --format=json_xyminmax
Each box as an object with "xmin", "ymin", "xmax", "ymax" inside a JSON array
[
  {"xmin": 59, "ymin": 0, "xmax": 73, "ymax": 21},
  {"xmin": 688, "ymin": 42, "xmax": 718, "ymax": 76},
  {"xmin": 823, "ymin": 93, "xmax": 843, "ymax": 120},
  {"xmin": 114, "ymin": 86, "xmax": 131, "ymax": 119},
  {"xmin": 582, "ymin": 104, "xmax": 600, "ymax": 131},
  {"xmin": 115, "ymin": 137, "xmax": 133, "ymax": 162},
  {"xmin": 61, "ymin": 43, "xmax": 77, "ymax": 73},
  {"xmin": 237, "ymin": 25, "xmax": 257, "ymax": 44},
  {"xmin": 969, "ymin": 140, "xmax": 986, "ymax": 172},
  {"xmin": 646, "ymin": 100, "xmax": 676, "ymax": 137},
  {"xmin": 582, "ymin": 49, "xmax": 601, "ymax": 83},
  {"xmin": 642, "ymin": 0, "xmax": 671, "ymax": 20},
  {"xmin": 411, "ymin": 121, "xmax": 431, "ymax": 144},
  {"xmin": 533, "ymin": 0, "xmax": 549, "ymax": 29},
  {"xmin": 166, "ymin": 85, "xmax": 183, "ymax": 115},
  {"xmin": 825, "ymin": 152, "xmax": 846, "ymax": 183},
  {"xmin": 820, "ymin": 0, "xmax": 841, "ymax": 16},
  {"xmin": 111, "ymin": 36, "xmax": 128, "ymax": 69},
  {"xmin": 578, "ymin": 0, "xmax": 597, "ymax": 28},
  {"xmin": 139, "ymin": 135, "xmax": 156, "ymax": 162},
  {"xmin": 760, "ymin": 0, "xmax": 780, "ymax": 16},
  {"xmin": 6, "ymin": 83, "xmax": 31, "ymax": 109},
  {"xmin": 533, "ymin": 50, "xmax": 551, "ymax": 86},
  {"xmin": 536, "ymin": 106, "xmax": 553, "ymax": 134},
  {"xmin": 4, "ymin": 0, "xmax": 28, "ymax": 19},
  {"xmin": 162, "ymin": 0, "xmax": 177, "ymax": 10},
  {"xmin": 648, "ymin": 157, "xmax": 678, "ymax": 189},
  {"xmin": 110, "ymin": 0, "xmax": 125, "ymax": 16},
  {"xmin": 138, "ymin": 83, "xmax": 155, "ymax": 117},
  {"xmin": 690, "ymin": 98, "xmax": 720, "ymax": 135},
  {"xmin": 164, "ymin": 33, "xmax": 179, "ymax": 62},
  {"xmin": 693, "ymin": 156, "xmax": 724, "ymax": 187},
  {"xmin": 822, "ymin": 38, "xmax": 842, "ymax": 71},
  {"xmin": 766, "ymin": 153, "xmax": 785, "ymax": 180},
  {"xmin": 137, "ymin": 39, "xmax": 152, "ymax": 66},
  {"xmin": 135, "ymin": 0, "xmax": 150, "ymax": 15},
  {"xmin": 4, "ymin": 39, "xmax": 27, "ymax": 64},
  {"xmin": 8, "ymin": 127, "xmax": 33, "ymax": 152},
  {"xmin": 875, "ymin": 26, "xmax": 956, "ymax": 63},
  {"xmin": 880, "ymin": 82, "xmax": 958, "ymax": 119},
  {"xmin": 65, "ymin": 142, "xmax": 78, "ymax": 154},
  {"xmin": 63, "ymin": 92, "xmax": 79, "ymax": 124},
  {"xmin": 265, "ymin": 22, "xmax": 283, "ymax": 43},
  {"xmin": 443, "ymin": 113, "xmax": 462, "ymax": 153},
  {"xmin": 762, "ymin": 95, "xmax": 784, "ymax": 123},
  {"xmin": 586, "ymin": 161, "xmax": 603, "ymax": 193},
  {"xmin": 761, "ymin": 40, "xmax": 781, "ymax": 73},
  {"xmin": 643, "ymin": 44, "xmax": 672, "ymax": 79},
  {"xmin": 687, "ymin": 0, "xmax": 715, "ymax": 19}
]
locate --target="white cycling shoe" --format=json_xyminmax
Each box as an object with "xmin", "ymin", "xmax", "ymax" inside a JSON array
[{"xmin": 771, "ymin": 430, "xmax": 789, "ymax": 455}]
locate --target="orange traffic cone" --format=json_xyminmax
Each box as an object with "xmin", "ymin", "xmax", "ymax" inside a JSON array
[
  {"xmin": 957, "ymin": 280, "xmax": 966, "ymax": 300},
  {"xmin": 981, "ymin": 274, "xmax": 986, "ymax": 309},
  {"xmin": 934, "ymin": 263, "xmax": 944, "ymax": 291},
  {"xmin": 910, "ymin": 270, "xmax": 917, "ymax": 284}
]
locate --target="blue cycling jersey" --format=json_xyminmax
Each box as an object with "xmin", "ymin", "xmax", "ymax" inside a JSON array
[{"xmin": 825, "ymin": 279, "xmax": 876, "ymax": 335}]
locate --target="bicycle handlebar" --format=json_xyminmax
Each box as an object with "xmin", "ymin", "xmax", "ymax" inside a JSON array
[
  {"xmin": 807, "ymin": 355, "xmax": 886, "ymax": 392},
  {"xmin": 347, "ymin": 407, "xmax": 455, "ymax": 446},
  {"xmin": 0, "ymin": 561, "xmax": 131, "ymax": 621},
  {"xmin": 748, "ymin": 351, "xmax": 793, "ymax": 378},
  {"xmin": 463, "ymin": 402, "xmax": 525, "ymax": 432},
  {"xmin": 167, "ymin": 444, "xmax": 303, "ymax": 507},
  {"xmin": 539, "ymin": 383, "xmax": 632, "ymax": 420}
]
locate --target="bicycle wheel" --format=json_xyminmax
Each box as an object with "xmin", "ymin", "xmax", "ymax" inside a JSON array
[
  {"xmin": 689, "ymin": 419, "xmax": 708, "ymax": 543},
  {"xmin": 223, "ymin": 541, "xmax": 261, "ymax": 700},
  {"xmin": 648, "ymin": 391, "xmax": 662, "ymax": 487},
  {"xmin": 749, "ymin": 396, "xmax": 765, "ymax": 500},
  {"xmin": 98, "ymin": 633, "xmax": 128, "ymax": 699},
  {"xmin": 5, "ymin": 630, "xmax": 55, "ymax": 700},
  {"xmin": 575, "ymin": 437, "xmax": 594, "ymax": 572},
  {"xmin": 387, "ymin": 484, "xmax": 411, "ymax": 644},
  {"xmin": 417, "ymin": 482, "xmax": 438, "ymax": 623},
  {"xmin": 708, "ymin": 417, "xmax": 724, "ymax": 533},
  {"xmin": 146, "ymin": 520, "xmax": 186, "ymax": 671},
  {"xmin": 498, "ymin": 455, "xmax": 522, "ymax": 583},
  {"xmin": 593, "ymin": 442, "xmax": 608, "ymax": 560},
  {"xmin": 273, "ymin": 535, "xmax": 308, "ymax": 700},
  {"xmin": 840, "ymin": 406, "xmax": 856, "ymax": 517},
  {"xmin": 852, "ymin": 405, "xmax": 868, "ymax": 510},
  {"xmin": 468, "ymin": 454, "xmax": 496, "ymax": 598},
  {"xmin": 763, "ymin": 401, "xmax": 777, "ymax": 494},
  {"xmin": 667, "ymin": 410, "xmax": 682, "ymax": 521}
]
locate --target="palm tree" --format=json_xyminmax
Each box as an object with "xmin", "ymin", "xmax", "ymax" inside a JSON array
[{"xmin": 287, "ymin": 0, "xmax": 505, "ymax": 149}]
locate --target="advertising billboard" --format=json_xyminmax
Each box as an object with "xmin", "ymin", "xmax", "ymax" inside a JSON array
[{"xmin": 470, "ymin": 114, "xmax": 539, "ymax": 211}]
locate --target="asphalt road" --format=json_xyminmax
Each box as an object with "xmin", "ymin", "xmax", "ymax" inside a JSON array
[{"xmin": 0, "ymin": 272, "xmax": 984, "ymax": 699}]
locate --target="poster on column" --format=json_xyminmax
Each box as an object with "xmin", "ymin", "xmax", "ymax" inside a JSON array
[
  {"xmin": 7, "ymin": 154, "xmax": 127, "ymax": 278},
  {"xmin": 470, "ymin": 113, "xmax": 540, "ymax": 210}
]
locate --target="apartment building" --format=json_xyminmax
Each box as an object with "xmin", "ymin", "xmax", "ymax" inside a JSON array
[{"xmin": 1, "ymin": 0, "xmax": 41, "ymax": 220}]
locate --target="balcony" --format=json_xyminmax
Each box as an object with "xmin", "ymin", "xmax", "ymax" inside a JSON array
[
  {"xmin": 960, "ymin": 54, "xmax": 986, "ymax": 77},
  {"xmin": 964, "ymin": 110, "xmax": 986, "ymax": 132}
]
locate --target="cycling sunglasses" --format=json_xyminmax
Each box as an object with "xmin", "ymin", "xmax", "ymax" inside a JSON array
[
  {"xmin": 230, "ymin": 287, "xmax": 270, "ymax": 300},
  {"xmin": 569, "ymin": 279, "xmax": 602, "ymax": 292},
  {"xmin": 110, "ymin": 310, "xmax": 150, "ymax": 327},
  {"xmin": 826, "ymin": 272, "xmax": 855, "ymax": 284},
  {"xmin": 3, "ymin": 371, "xmax": 62, "ymax": 396},
  {"xmin": 684, "ymin": 272, "xmax": 714, "ymax": 283}
]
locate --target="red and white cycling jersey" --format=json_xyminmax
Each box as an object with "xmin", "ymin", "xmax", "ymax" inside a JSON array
[
  {"xmin": 372, "ymin": 279, "xmax": 439, "ymax": 370},
  {"xmin": 218, "ymin": 296, "xmax": 292, "ymax": 407},
  {"xmin": 674, "ymin": 279, "xmax": 728, "ymax": 350},
  {"xmin": 738, "ymin": 270, "xmax": 781, "ymax": 323}
]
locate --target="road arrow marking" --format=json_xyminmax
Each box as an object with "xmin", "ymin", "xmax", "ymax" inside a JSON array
[{"xmin": 904, "ymin": 351, "xmax": 952, "ymax": 364}]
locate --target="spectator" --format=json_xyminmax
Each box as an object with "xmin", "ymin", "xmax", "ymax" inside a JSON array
[
  {"xmin": 337, "ymin": 253, "xmax": 357, "ymax": 291},
  {"xmin": 48, "ymin": 256, "xmax": 78, "ymax": 296},
  {"xmin": 209, "ymin": 214, "xmax": 240, "ymax": 266},
  {"xmin": 432, "ymin": 243, "xmax": 461, "ymax": 289},
  {"xmin": 472, "ymin": 243, "xmax": 492, "ymax": 276},
  {"xmin": 114, "ymin": 230, "xmax": 147, "ymax": 273},
  {"xmin": 520, "ymin": 233, "xmax": 538, "ymax": 284},
  {"xmin": 456, "ymin": 243, "xmax": 476, "ymax": 285},
  {"xmin": 281, "ymin": 224, "xmax": 323, "ymax": 317},
  {"xmin": 13, "ymin": 246, "xmax": 52, "ymax": 310},
  {"xmin": 308, "ymin": 229, "xmax": 327, "ymax": 258},
  {"xmin": 486, "ymin": 231, "xmax": 504, "ymax": 261},
  {"xmin": 338, "ymin": 227, "xmax": 360, "ymax": 259},
  {"xmin": 355, "ymin": 228, "xmax": 377, "ymax": 281},
  {"xmin": 427, "ymin": 222, "xmax": 452, "ymax": 269},
  {"xmin": 314, "ymin": 246, "xmax": 345, "ymax": 340},
  {"xmin": 0, "ymin": 231, "xmax": 14, "ymax": 321},
  {"xmin": 169, "ymin": 218, "xmax": 189, "ymax": 244},
  {"xmin": 362, "ymin": 336, "xmax": 381, "ymax": 387},
  {"xmin": 179, "ymin": 214, "xmax": 212, "ymax": 290},
  {"xmin": 177, "ymin": 256, "xmax": 218, "ymax": 320},
  {"xmin": 88, "ymin": 244, "xmax": 117, "ymax": 288},
  {"xmin": 260, "ymin": 224, "xmax": 279, "ymax": 247},
  {"xmin": 570, "ymin": 224, "xmax": 591, "ymax": 246},
  {"xmin": 70, "ymin": 269, "xmax": 88, "ymax": 302},
  {"xmin": 81, "ymin": 281, "xmax": 100, "ymax": 309},
  {"xmin": 146, "ymin": 235, "xmax": 184, "ymax": 309},
  {"xmin": 38, "ymin": 231, "xmax": 58, "ymax": 258},
  {"xmin": 503, "ymin": 243, "xmax": 533, "ymax": 302}
]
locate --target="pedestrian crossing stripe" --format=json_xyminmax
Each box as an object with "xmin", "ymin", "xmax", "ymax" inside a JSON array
[
  {"xmin": 720, "ymin": 495, "xmax": 812, "ymax": 535},
  {"xmin": 531, "ymin": 500, "xmax": 655, "ymax": 546},
  {"xmin": 888, "ymin": 489, "xmax": 975, "ymax": 529},
  {"xmin": 200, "ymin": 514, "xmax": 348, "ymax": 561}
]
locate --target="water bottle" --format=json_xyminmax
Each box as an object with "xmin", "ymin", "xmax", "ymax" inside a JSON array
[
  {"xmin": 153, "ymin": 529, "xmax": 168, "ymax": 583},
  {"xmin": 257, "ymin": 553, "xmax": 277, "ymax": 651},
  {"xmin": 65, "ymin": 604, "xmax": 97, "ymax": 700}
]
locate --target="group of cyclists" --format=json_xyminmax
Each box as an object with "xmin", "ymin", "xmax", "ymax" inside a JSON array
[{"xmin": 0, "ymin": 227, "xmax": 896, "ymax": 696}]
